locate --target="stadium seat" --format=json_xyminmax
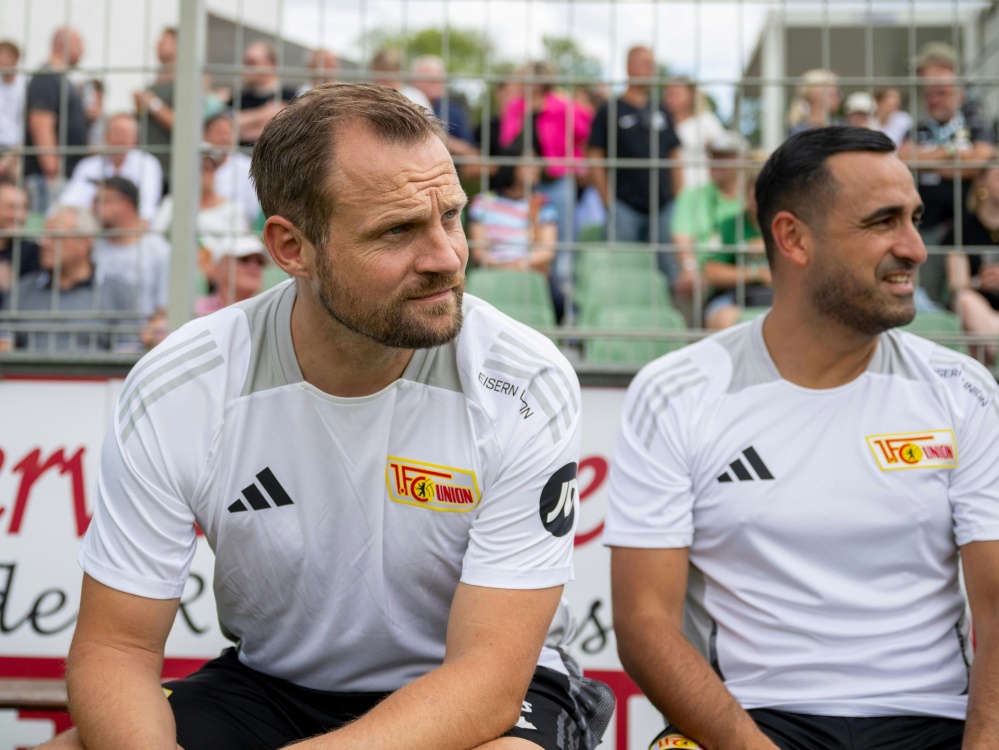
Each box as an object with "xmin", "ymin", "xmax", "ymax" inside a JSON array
[
  {"xmin": 737, "ymin": 306, "xmax": 770, "ymax": 324},
  {"xmin": 900, "ymin": 310, "xmax": 969, "ymax": 354},
  {"xmin": 575, "ymin": 247, "xmax": 659, "ymax": 299},
  {"xmin": 585, "ymin": 306, "xmax": 688, "ymax": 365},
  {"xmin": 576, "ymin": 268, "xmax": 672, "ymax": 328},
  {"xmin": 465, "ymin": 269, "xmax": 557, "ymax": 328}
]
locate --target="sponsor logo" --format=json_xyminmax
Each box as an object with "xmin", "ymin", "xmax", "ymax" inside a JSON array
[
  {"xmin": 653, "ymin": 735, "xmax": 702, "ymax": 749},
  {"xmin": 386, "ymin": 457, "xmax": 481, "ymax": 513},
  {"xmin": 866, "ymin": 430, "xmax": 958, "ymax": 471},
  {"xmin": 163, "ymin": 688, "xmax": 173, "ymax": 698},
  {"xmin": 228, "ymin": 467, "xmax": 295, "ymax": 513},
  {"xmin": 540, "ymin": 462, "xmax": 577, "ymax": 537},
  {"xmin": 716, "ymin": 446, "xmax": 775, "ymax": 483},
  {"xmin": 515, "ymin": 700, "xmax": 538, "ymax": 731}
]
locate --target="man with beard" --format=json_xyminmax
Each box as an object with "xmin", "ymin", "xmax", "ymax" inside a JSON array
[
  {"xmin": 605, "ymin": 127, "xmax": 999, "ymax": 750},
  {"xmin": 42, "ymin": 84, "xmax": 611, "ymax": 750}
]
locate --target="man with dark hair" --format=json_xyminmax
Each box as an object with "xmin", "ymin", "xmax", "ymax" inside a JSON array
[
  {"xmin": 606, "ymin": 126, "xmax": 999, "ymax": 750},
  {"xmin": 42, "ymin": 83, "xmax": 611, "ymax": 750}
]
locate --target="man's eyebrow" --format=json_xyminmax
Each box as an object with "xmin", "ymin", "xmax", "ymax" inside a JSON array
[{"xmin": 859, "ymin": 205, "xmax": 920, "ymax": 223}]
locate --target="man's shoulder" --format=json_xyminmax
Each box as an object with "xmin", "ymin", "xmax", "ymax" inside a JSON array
[
  {"xmin": 456, "ymin": 295, "xmax": 579, "ymax": 425},
  {"xmin": 881, "ymin": 328, "xmax": 997, "ymax": 409}
]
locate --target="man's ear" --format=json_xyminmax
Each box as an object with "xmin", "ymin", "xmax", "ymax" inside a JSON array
[
  {"xmin": 263, "ymin": 216, "xmax": 314, "ymax": 279},
  {"xmin": 769, "ymin": 210, "xmax": 813, "ymax": 270}
]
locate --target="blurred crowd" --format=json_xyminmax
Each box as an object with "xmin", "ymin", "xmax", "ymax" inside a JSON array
[{"xmin": 1, "ymin": 26, "xmax": 997, "ymax": 364}]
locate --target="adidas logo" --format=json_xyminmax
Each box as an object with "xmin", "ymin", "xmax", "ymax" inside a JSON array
[
  {"xmin": 717, "ymin": 447, "xmax": 774, "ymax": 483},
  {"xmin": 228, "ymin": 467, "xmax": 295, "ymax": 513}
]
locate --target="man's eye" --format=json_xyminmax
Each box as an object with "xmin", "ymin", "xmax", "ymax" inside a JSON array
[
  {"xmin": 386, "ymin": 225, "xmax": 407, "ymax": 236},
  {"xmin": 443, "ymin": 209, "xmax": 460, "ymax": 221}
]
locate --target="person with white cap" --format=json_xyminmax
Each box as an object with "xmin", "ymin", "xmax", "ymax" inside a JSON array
[
  {"xmin": 843, "ymin": 91, "xmax": 875, "ymax": 129},
  {"xmin": 196, "ymin": 232, "xmax": 268, "ymax": 316}
]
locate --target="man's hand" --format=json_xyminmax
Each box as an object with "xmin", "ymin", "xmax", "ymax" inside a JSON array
[{"xmin": 960, "ymin": 541, "xmax": 999, "ymax": 749}]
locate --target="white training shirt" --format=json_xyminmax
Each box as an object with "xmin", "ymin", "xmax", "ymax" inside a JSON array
[
  {"xmin": 80, "ymin": 281, "xmax": 582, "ymax": 691},
  {"xmin": 604, "ymin": 315, "xmax": 999, "ymax": 719}
]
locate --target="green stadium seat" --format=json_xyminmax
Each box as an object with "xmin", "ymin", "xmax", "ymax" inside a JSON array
[
  {"xmin": 737, "ymin": 306, "xmax": 770, "ymax": 324},
  {"xmin": 900, "ymin": 310, "xmax": 969, "ymax": 354},
  {"xmin": 466, "ymin": 269, "xmax": 557, "ymax": 328},
  {"xmin": 262, "ymin": 263, "xmax": 290, "ymax": 291},
  {"xmin": 585, "ymin": 306, "xmax": 688, "ymax": 365},
  {"xmin": 576, "ymin": 268, "xmax": 672, "ymax": 328},
  {"xmin": 575, "ymin": 247, "xmax": 659, "ymax": 299}
]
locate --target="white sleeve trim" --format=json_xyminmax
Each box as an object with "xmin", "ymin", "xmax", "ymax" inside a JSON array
[
  {"xmin": 79, "ymin": 551, "xmax": 187, "ymax": 600},
  {"xmin": 603, "ymin": 530, "xmax": 692, "ymax": 548},
  {"xmin": 460, "ymin": 563, "xmax": 574, "ymax": 590}
]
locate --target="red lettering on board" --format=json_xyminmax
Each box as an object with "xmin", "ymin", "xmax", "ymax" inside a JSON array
[
  {"xmin": 7, "ymin": 447, "xmax": 91, "ymax": 537},
  {"xmin": 575, "ymin": 455, "xmax": 608, "ymax": 547}
]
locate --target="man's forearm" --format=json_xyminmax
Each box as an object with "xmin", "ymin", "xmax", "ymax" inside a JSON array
[
  {"xmin": 68, "ymin": 642, "xmax": 177, "ymax": 750},
  {"xmin": 617, "ymin": 614, "xmax": 776, "ymax": 750},
  {"xmin": 963, "ymin": 633, "xmax": 999, "ymax": 748},
  {"xmin": 288, "ymin": 657, "xmax": 523, "ymax": 750}
]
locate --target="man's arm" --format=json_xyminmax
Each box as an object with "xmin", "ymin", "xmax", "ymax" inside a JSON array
[
  {"xmin": 27, "ymin": 110, "xmax": 59, "ymax": 179},
  {"xmin": 586, "ymin": 145, "xmax": 610, "ymax": 208},
  {"xmin": 67, "ymin": 574, "xmax": 180, "ymax": 750},
  {"xmin": 611, "ymin": 546, "xmax": 778, "ymax": 750},
  {"xmin": 236, "ymin": 102, "xmax": 286, "ymax": 144},
  {"xmin": 290, "ymin": 583, "xmax": 563, "ymax": 750},
  {"xmin": 960, "ymin": 540, "xmax": 999, "ymax": 748},
  {"xmin": 897, "ymin": 139, "xmax": 994, "ymax": 180}
]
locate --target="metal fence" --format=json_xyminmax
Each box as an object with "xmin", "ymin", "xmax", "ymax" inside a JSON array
[{"xmin": 0, "ymin": 0, "xmax": 998, "ymax": 376}]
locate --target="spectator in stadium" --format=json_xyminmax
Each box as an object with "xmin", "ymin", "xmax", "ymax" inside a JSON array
[
  {"xmin": 204, "ymin": 110, "xmax": 259, "ymax": 227},
  {"xmin": 410, "ymin": 55, "xmax": 480, "ymax": 179},
  {"xmin": 296, "ymin": 48, "xmax": 339, "ymax": 96},
  {"xmin": 468, "ymin": 139, "xmax": 558, "ymax": 277},
  {"xmin": 152, "ymin": 143, "xmax": 251, "ymax": 246},
  {"xmin": 843, "ymin": 91, "xmax": 875, "ymax": 129},
  {"xmin": 232, "ymin": 40, "xmax": 299, "ymax": 147},
  {"xmin": 196, "ymin": 232, "xmax": 268, "ymax": 316},
  {"xmin": 134, "ymin": 27, "xmax": 178, "ymax": 182},
  {"xmin": 873, "ymin": 86, "xmax": 913, "ymax": 147},
  {"xmin": 59, "ymin": 112, "xmax": 163, "ymax": 222},
  {"xmin": 368, "ymin": 46, "xmax": 433, "ymax": 111},
  {"xmin": 944, "ymin": 162, "xmax": 999, "ymax": 364},
  {"xmin": 898, "ymin": 41, "xmax": 995, "ymax": 306},
  {"xmin": 41, "ymin": 82, "xmax": 611, "ymax": 750},
  {"xmin": 0, "ymin": 40, "xmax": 25, "ymax": 176},
  {"xmin": 606, "ymin": 126, "xmax": 999, "ymax": 750},
  {"xmin": 0, "ymin": 178, "xmax": 41, "ymax": 304},
  {"xmin": 589, "ymin": 47, "xmax": 682, "ymax": 281},
  {"xmin": 23, "ymin": 26, "xmax": 87, "ymax": 214},
  {"xmin": 702, "ymin": 166, "xmax": 770, "ymax": 330},
  {"xmin": 500, "ymin": 60, "xmax": 592, "ymax": 250},
  {"xmin": 787, "ymin": 68, "xmax": 843, "ymax": 136},
  {"xmin": 671, "ymin": 130, "xmax": 748, "ymax": 306},
  {"xmin": 0, "ymin": 206, "xmax": 136, "ymax": 352},
  {"xmin": 91, "ymin": 176, "xmax": 170, "ymax": 316},
  {"xmin": 664, "ymin": 75, "xmax": 725, "ymax": 189}
]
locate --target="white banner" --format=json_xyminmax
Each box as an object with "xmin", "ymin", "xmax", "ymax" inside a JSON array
[{"xmin": 0, "ymin": 378, "xmax": 661, "ymax": 749}]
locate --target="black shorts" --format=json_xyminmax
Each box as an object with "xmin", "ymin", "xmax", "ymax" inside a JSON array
[
  {"xmin": 650, "ymin": 708, "xmax": 965, "ymax": 750},
  {"xmin": 164, "ymin": 648, "xmax": 614, "ymax": 750}
]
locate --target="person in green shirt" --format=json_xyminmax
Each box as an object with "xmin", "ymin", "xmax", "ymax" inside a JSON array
[{"xmin": 702, "ymin": 168, "xmax": 773, "ymax": 329}]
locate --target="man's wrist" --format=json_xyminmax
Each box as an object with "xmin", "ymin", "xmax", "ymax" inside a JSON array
[{"xmin": 147, "ymin": 96, "xmax": 164, "ymax": 113}]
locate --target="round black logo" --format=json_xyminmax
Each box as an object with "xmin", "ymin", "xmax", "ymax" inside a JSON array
[{"xmin": 539, "ymin": 462, "xmax": 578, "ymax": 537}]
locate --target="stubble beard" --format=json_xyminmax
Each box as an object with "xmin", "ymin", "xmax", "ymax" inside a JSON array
[
  {"xmin": 315, "ymin": 252, "xmax": 465, "ymax": 349},
  {"xmin": 810, "ymin": 258, "xmax": 918, "ymax": 336}
]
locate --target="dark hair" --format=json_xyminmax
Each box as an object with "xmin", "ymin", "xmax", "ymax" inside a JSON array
[
  {"xmin": 93, "ymin": 175, "xmax": 140, "ymax": 209},
  {"xmin": 491, "ymin": 136, "xmax": 528, "ymax": 193},
  {"xmin": 250, "ymin": 82, "xmax": 447, "ymax": 252},
  {"xmin": 755, "ymin": 126, "xmax": 895, "ymax": 264}
]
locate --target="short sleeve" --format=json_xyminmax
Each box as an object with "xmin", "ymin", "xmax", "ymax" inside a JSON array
[
  {"xmin": 26, "ymin": 75, "xmax": 60, "ymax": 114},
  {"xmin": 538, "ymin": 202, "xmax": 558, "ymax": 225},
  {"xmin": 461, "ymin": 352, "xmax": 582, "ymax": 590},
  {"xmin": 603, "ymin": 363, "xmax": 695, "ymax": 549},
  {"xmin": 671, "ymin": 186, "xmax": 699, "ymax": 238},
  {"xmin": 951, "ymin": 364, "xmax": 999, "ymax": 546},
  {"xmin": 589, "ymin": 103, "xmax": 610, "ymax": 153}
]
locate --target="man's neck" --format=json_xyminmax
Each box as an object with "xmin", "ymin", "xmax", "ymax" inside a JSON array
[
  {"xmin": 761, "ymin": 298, "xmax": 880, "ymax": 389},
  {"xmin": 54, "ymin": 262, "xmax": 93, "ymax": 291},
  {"xmin": 290, "ymin": 283, "xmax": 415, "ymax": 398},
  {"xmin": 107, "ymin": 220, "xmax": 144, "ymax": 245},
  {"xmin": 621, "ymin": 86, "xmax": 649, "ymax": 107},
  {"xmin": 46, "ymin": 55, "xmax": 67, "ymax": 71}
]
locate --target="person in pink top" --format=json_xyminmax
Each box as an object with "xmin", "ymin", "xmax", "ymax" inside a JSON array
[
  {"xmin": 499, "ymin": 62, "xmax": 592, "ymax": 294},
  {"xmin": 195, "ymin": 233, "xmax": 268, "ymax": 316}
]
